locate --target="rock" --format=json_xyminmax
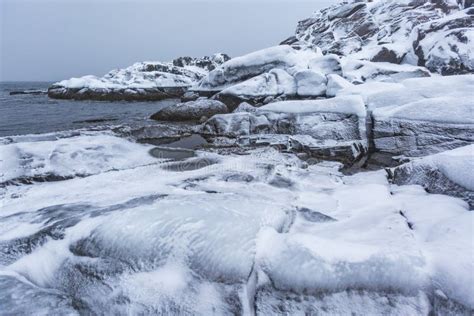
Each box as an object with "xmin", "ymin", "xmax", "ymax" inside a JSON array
[
  {"xmin": 308, "ymin": 55, "xmax": 343, "ymax": 76},
  {"xmin": 389, "ymin": 145, "xmax": 474, "ymax": 208},
  {"xmin": 326, "ymin": 74, "xmax": 353, "ymax": 97},
  {"xmin": 370, "ymin": 46, "xmax": 405, "ymax": 64},
  {"xmin": 214, "ymin": 68, "xmax": 297, "ymax": 110},
  {"xmin": 294, "ymin": 70, "xmax": 327, "ymax": 97},
  {"xmin": 202, "ymin": 112, "xmax": 255, "ymax": 137},
  {"xmin": 233, "ymin": 102, "xmax": 258, "ymax": 114},
  {"xmin": 181, "ymin": 91, "xmax": 200, "ymax": 102},
  {"xmin": 196, "ymin": 45, "xmax": 322, "ymax": 92},
  {"xmin": 150, "ymin": 99, "xmax": 229, "ymax": 122},
  {"xmin": 342, "ymin": 59, "xmax": 431, "ymax": 83},
  {"xmin": 373, "ymin": 97, "xmax": 474, "ymax": 157},
  {"xmin": 414, "ymin": 10, "xmax": 474, "ymax": 75},
  {"xmin": 290, "ymin": 0, "xmax": 473, "ymax": 75},
  {"xmin": 48, "ymin": 54, "xmax": 229, "ymax": 101},
  {"xmin": 368, "ymin": 75, "xmax": 474, "ymax": 157},
  {"xmin": 297, "ymin": 207, "xmax": 336, "ymax": 222},
  {"xmin": 202, "ymin": 96, "xmax": 369, "ymax": 167}
]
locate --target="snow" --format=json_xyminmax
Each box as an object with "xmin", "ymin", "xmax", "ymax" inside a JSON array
[
  {"xmin": 53, "ymin": 54, "xmax": 229, "ymax": 91},
  {"xmin": 373, "ymin": 96, "xmax": 474, "ymax": 124},
  {"xmin": 259, "ymin": 95, "xmax": 367, "ymax": 117},
  {"xmin": 197, "ymin": 45, "xmax": 322, "ymax": 90},
  {"xmin": 1, "ymin": 133, "xmax": 473, "ymax": 312},
  {"xmin": 339, "ymin": 74, "xmax": 474, "ymax": 111},
  {"xmin": 399, "ymin": 145, "xmax": 474, "ymax": 191},
  {"xmin": 0, "ymin": 132, "xmax": 157, "ymax": 183},
  {"xmin": 220, "ymin": 68, "xmax": 296, "ymax": 97},
  {"xmin": 294, "ymin": 70, "xmax": 327, "ymax": 97},
  {"xmin": 326, "ymin": 74, "xmax": 353, "ymax": 97}
]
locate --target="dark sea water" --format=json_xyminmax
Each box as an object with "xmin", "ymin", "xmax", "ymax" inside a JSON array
[{"xmin": 0, "ymin": 82, "xmax": 176, "ymax": 137}]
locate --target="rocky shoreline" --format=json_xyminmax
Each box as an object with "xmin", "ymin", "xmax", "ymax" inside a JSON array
[{"xmin": 16, "ymin": 0, "xmax": 473, "ymax": 314}]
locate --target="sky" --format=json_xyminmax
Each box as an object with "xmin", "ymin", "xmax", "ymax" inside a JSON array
[{"xmin": 0, "ymin": 0, "xmax": 336, "ymax": 82}]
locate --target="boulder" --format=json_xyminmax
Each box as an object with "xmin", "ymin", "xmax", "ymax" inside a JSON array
[
  {"xmin": 326, "ymin": 74, "xmax": 353, "ymax": 97},
  {"xmin": 213, "ymin": 68, "xmax": 297, "ymax": 110},
  {"xmin": 233, "ymin": 102, "xmax": 258, "ymax": 114},
  {"xmin": 196, "ymin": 45, "xmax": 322, "ymax": 92},
  {"xmin": 372, "ymin": 96, "xmax": 474, "ymax": 157},
  {"xmin": 151, "ymin": 99, "xmax": 229, "ymax": 122},
  {"xmin": 294, "ymin": 70, "xmax": 327, "ymax": 97},
  {"xmin": 389, "ymin": 145, "xmax": 474, "ymax": 208}
]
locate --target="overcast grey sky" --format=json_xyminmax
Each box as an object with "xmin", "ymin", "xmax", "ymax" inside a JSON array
[{"xmin": 0, "ymin": 0, "xmax": 336, "ymax": 82}]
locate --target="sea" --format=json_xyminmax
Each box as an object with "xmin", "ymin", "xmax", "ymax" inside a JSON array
[{"xmin": 0, "ymin": 82, "xmax": 175, "ymax": 137}]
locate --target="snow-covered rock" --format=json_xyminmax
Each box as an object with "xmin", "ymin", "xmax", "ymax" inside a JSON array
[
  {"xmin": 48, "ymin": 54, "xmax": 230, "ymax": 101},
  {"xmin": 341, "ymin": 58, "xmax": 431, "ymax": 83},
  {"xmin": 287, "ymin": 0, "xmax": 474, "ymax": 75},
  {"xmin": 0, "ymin": 132, "xmax": 157, "ymax": 186},
  {"xmin": 368, "ymin": 75, "xmax": 474, "ymax": 157},
  {"xmin": 1, "ymin": 134, "xmax": 473, "ymax": 313},
  {"xmin": 326, "ymin": 74, "xmax": 353, "ymax": 97},
  {"xmin": 294, "ymin": 70, "xmax": 327, "ymax": 97},
  {"xmin": 202, "ymin": 96, "xmax": 368, "ymax": 166},
  {"xmin": 233, "ymin": 102, "xmax": 258, "ymax": 114},
  {"xmin": 389, "ymin": 145, "xmax": 474, "ymax": 208},
  {"xmin": 196, "ymin": 46, "xmax": 321, "ymax": 92},
  {"xmin": 150, "ymin": 99, "xmax": 229, "ymax": 122}
]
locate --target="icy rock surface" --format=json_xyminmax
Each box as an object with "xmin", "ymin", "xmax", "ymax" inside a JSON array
[
  {"xmin": 390, "ymin": 145, "xmax": 474, "ymax": 207},
  {"xmin": 288, "ymin": 0, "xmax": 474, "ymax": 75},
  {"xmin": 366, "ymin": 75, "xmax": 474, "ymax": 157},
  {"xmin": 48, "ymin": 54, "xmax": 230, "ymax": 101},
  {"xmin": 202, "ymin": 96, "xmax": 368, "ymax": 166},
  {"xmin": 1, "ymin": 133, "xmax": 472, "ymax": 314},
  {"xmin": 150, "ymin": 99, "xmax": 229, "ymax": 122},
  {"xmin": 196, "ymin": 46, "xmax": 322, "ymax": 91},
  {"xmin": 0, "ymin": 132, "xmax": 157, "ymax": 186}
]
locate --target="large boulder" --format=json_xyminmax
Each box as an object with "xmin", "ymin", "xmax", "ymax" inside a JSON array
[
  {"xmin": 367, "ymin": 75, "xmax": 474, "ymax": 157},
  {"xmin": 151, "ymin": 99, "xmax": 229, "ymax": 122},
  {"xmin": 48, "ymin": 54, "xmax": 230, "ymax": 101},
  {"xmin": 372, "ymin": 96, "xmax": 474, "ymax": 157},
  {"xmin": 389, "ymin": 145, "xmax": 474, "ymax": 208},
  {"xmin": 213, "ymin": 68, "xmax": 297, "ymax": 110},
  {"xmin": 195, "ymin": 45, "xmax": 322, "ymax": 92}
]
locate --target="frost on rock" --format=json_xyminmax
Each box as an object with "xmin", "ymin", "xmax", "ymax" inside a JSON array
[
  {"xmin": 0, "ymin": 134, "xmax": 473, "ymax": 314},
  {"xmin": 48, "ymin": 54, "xmax": 230, "ymax": 101},
  {"xmin": 0, "ymin": 132, "xmax": 157, "ymax": 186},
  {"xmin": 150, "ymin": 99, "xmax": 229, "ymax": 122},
  {"xmin": 288, "ymin": 0, "xmax": 474, "ymax": 75},
  {"xmin": 389, "ymin": 145, "xmax": 474, "ymax": 208},
  {"xmin": 196, "ymin": 45, "xmax": 322, "ymax": 92},
  {"xmin": 368, "ymin": 75, "xmax": 474, "ymax": 157},
  {"xmin": 202, "ymin": 96, "xmax": 368, "ymax": 166}
]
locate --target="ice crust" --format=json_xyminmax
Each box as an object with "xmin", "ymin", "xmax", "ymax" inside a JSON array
[{"xmin": 1, "ymin": 132, "xmax": 472, "ymax": 313}]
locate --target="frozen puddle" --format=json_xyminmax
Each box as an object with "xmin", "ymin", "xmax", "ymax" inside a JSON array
[{"xmin": 0, "ymin": 131, "xmax": 472, "ymax": 314}]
